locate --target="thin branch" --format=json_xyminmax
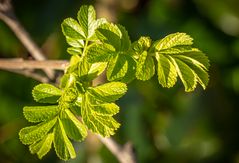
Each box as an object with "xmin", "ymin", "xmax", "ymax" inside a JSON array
[
  {"xmin": 97, "ymin": 135, "xmax": 135, "ymax": 163},
  {"xmin": 0, "ymin": 0, "xmax": 54, "ymax": 78},
  {"xmin": 0, "ymin": 58, "xmax": 68, "ymax": 70},
  {"xmin": 7, "ymin": 69, "xmax": 49, "ymax": 83}
]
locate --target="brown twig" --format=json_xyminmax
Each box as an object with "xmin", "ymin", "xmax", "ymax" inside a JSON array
[
  {"xmin": 0, "ymin": 58, "xmax": 68, "ymax": 70},
  {"xmin": 97, "ymin": 135, "xmax": 135, "ymax": 163},
  {"xmin": 0, "ymin": 0, "xmax": 54, "ymax": 79},
  {"xmin": 7, "ymin": 69, "xmax": 49, "ymax": 83}
]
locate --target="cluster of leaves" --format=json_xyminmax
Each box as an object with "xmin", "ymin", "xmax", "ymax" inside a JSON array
[{"xmin": 19, "ymin": 5, "xmax": 209, "ymax": 160}]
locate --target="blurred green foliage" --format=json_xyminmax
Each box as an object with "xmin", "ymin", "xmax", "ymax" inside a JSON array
[{"xmin": 0, "ymin": 0, "xmax": 239, "ymax": 162}]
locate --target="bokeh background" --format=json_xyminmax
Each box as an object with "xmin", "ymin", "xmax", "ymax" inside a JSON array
[{"xmin": 1, "ymin": 0, "xmax": 239, "ymax": 162}]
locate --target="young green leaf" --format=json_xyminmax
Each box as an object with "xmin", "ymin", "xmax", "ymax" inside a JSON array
[
  {"xmin": 61, "ymin": 18, "xmax": 85, "ymax": 40},
  {"xmin": 66, "ymin": 37, "xmax": 84, "ymax": 48},
  {"xmin": 117, "ymin": 24, "xmax": 131, "ymax": 51},
  {"xmin": 119, "ymin": 55, "xmax": 136, "ymax": 83},
  {"xmin": 81, "ymin": 93, "xmax": 120, "ymax": 137},
  {"xmin": 152, "ymin": 33, "xmax": 209, "ymax": 91},
  {"xmin": 77, "ymin": 5, "xmax": 106, "ymax": 40},
  {"xmin": 78, "ymin": 57, "xmax": 91, "ymax": 80},
  {"xmin": 88, "ymin": 62, "xmax": 107, "ymax": 78},
  {"xmin": 170, "ymin": 57, "xmax": 197, "ymax": 92},
  {"xmin": 87, "ymin": 43, "xmax": 115, "ymax": 63},
  {"xmin": 77, "ymin": 5, "xmax": 95, "ymax": 39},
  {"xmin": 29, "ymin": 133, "xmax": 54, "ymax": 159},
  {"xmin": 60, "ymin": 73, "xmax": 77, "ymax": 89},
  {"xmin": 78, "ymin": 58, "xmax": 107, "ymax": 81},
  {"xmin": 96, "ymin": 23, "xmax": 122, "ymax": 50},
  {"xmin": 131, "ymin": 36, "xmax": 151, "ymax": 54},
  {"xmin": 19, "ymin": 118, "xmax": 57, "ymax": 145},
  {"xmin": 173, "ymin": 52, "xmax": 209, "ymax": 90},
  {"xmin": 156, "ymin": 53, "xmax": 177, "ymax": 88},
  {"xmin": 23, "ymin": 105, "xmax": 60, "ymax": 123},
  {"xmin": 178, "ymin": 57, "xmax": 209, "ymax": 89},
  {"xmin": 67, "ymin": 47, "xmax": 82, "ymax": 55},
  {"xmin": 136, "ymin": 51, "xmax": 155, "ymax": 80},
  {"xmin": 88, "ymin": 81, "xmax": 127, "ymax": 102},
  {"xmin": 152, "ymin": 33, "xmax": 193, "ymax": 51},
  {"xmin": 54, "ymin": 119, "xmax": 76, "ymax": 160},
  {"xmin": 92, "ymin": 103, "xmax": 119, "ymax": 116},
  {"xmin": 32, "ymin": 84, "xmax": 62, "ymax": 104},
  {"xmin": 107, "ymin": 53, "xmax": 128, "ymax": 81},
  {"xmin": 61, "ymin": 109, "xmax": 87, "ymax": 141}
]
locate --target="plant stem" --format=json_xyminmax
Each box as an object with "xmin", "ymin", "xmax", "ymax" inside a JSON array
[
  {"xmin": 0, "ymin": 58, "xmax": 68, "ymax": 70},
  {"xmin": 0, "ymin": 0, "xmax": 54, "ymax": 79}
]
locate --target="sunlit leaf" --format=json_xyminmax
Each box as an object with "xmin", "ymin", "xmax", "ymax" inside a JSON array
[
  {"xmin": 152, "ymin": 33, "xmax": 193, "ymax": 51},
  {"xmin": 29, "ymin": 133, "xmax": 54, "ymax": 159},
  {"xmin": 81, "ymin": 93, "xmax": 120, "ymax": 137},
  {"xmin": 61, "ymin": 18, "xmax": 85, "ymax": 39},
  {"xmin": 54, "ymin": 119, "xmax": 76, "ymax": 160},
  {"xmin": 32, "ymin": 84, "xmax": 62, "ymax": 104},
  {"xmin": 88, "ymin": 81, "xmax": 127, "ymax": 102},
  {"xmin": 156, "ymin": 53, "xmax": 177, "ymax": 88},
  {"xmin": 23, "ymin": 105, "xmax": 60, "ymax": 123},
  {"xmin": 107, "ymin": 53, "xmax": 128, "ymax": 81},
  {"xmin": 19, "ymin": 118, "xmax": 57, "ymax": 145},
  {"xmin": 136, "ymin": 51, "xmax": 155, "ymax": 80},
  {"xmin": 61, "ymin": 109, "xmax": 87, "ymax": 141}
]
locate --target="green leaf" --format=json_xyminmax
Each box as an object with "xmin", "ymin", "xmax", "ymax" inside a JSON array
[
  {"xmin": 61, "ymin": 109, "xmax": 87, "ymax": 141},
  {"xmin": 119, "ymin": 55, "xmax": 136, "ymax": 83},
  {"xmin": 88, "ymin": 82, "xmax": 127, "ymax": 102},
  {"xmin": 170, "ymin": 57, "xmax": 197, "ymax": 92},
  {"xmin": 117, "ymin": 24, "xmax": 131, "ymax": 51},
  {"xmin": 78, "ymin": 58, "xmax": 107, "ymax": 81},
  {"xmin": 62, "ymin": 18, "xmax": 85, "ymax": 39},
  {"xmin": 87, "ymin": 43, "xmax": 115, "ymax": 63},
  {"xmin": 77, "ymin": 5, "xmax": 106, "ymax": 40},
  {"xmin": 23, "ymin": 105, "xmax": 60, "ymax": 123},
  {"xmin": 61, "ymin": 88, "xmax": 78, "ymax": 103},
  {"xmin": 81, "ymin": 93, "xmax": 120, "ymax": 137},
  {"xmin": 92, "ymin": 103, "xmax": 119, "ymax": 116},
  {"xmin": 96, "ymin": 23, "xmax": 122, "ymax": 50},
  {"xmin": 178, "ymin": 51, "xmax": 210, "ymax": 70},
  {"xmin": 96, "ymin": 23, "xmax": 131, "ymax": 51},
  {"xmin": 156, "ymin": 53, "xmax": 177, "ymax": 88},
  {"xmin": 65, "ymin": 55, "xmax": 81, "ymax": 74},
  {"xmin": 88, "ymin": 62, "xmax": 107, "ymax": 78},
  {"xmin": 60, "ymin": 73, "xmax": 77, "ymax": 89},
  {"xmin": 66, "ymin": 37, "xmax": 84, "ymax": 48},
  {"xmin": 78, "ymin": 57, "xmax": 91, "ymax": 80},
  {"xmin": 177, "ymin": 57, "xmax": 209, "ymax": 89},
  {"xmin": 67, "ymin": 47, "xmax": 82, "ymax": 55},
  {"xmin": 19, "ymin": 118, "xmax": 57, "ymax": 145},
  {"xmin": 152, "ymin": 33, "xmax": 209, "ymax": 91},
  {"xmin": 131, "ymin": 36, "xmax": 151, "ymax": 56},
  {"xmin": 154, "ymin": 45, "xmax": 209, "ymax": 91},
  {"xmin": 32, "ymin": 84, "xmax": 62, "ymax": 104},
  {"xmin": 29, "ymin": 133, "xmax": 54, "ymax": 159},
  {"xmin": 107, "ymin": 53, "xmax": 128, "ymax": 81},
  {"xmin": 54, "ymin": 119, "xmax": 76, "ymax": 160},
  {"xmin": 152, "ymin": 33, "xmax": 193, "ymax": 51},
  {"xmin": 136, "ymin": 51, "xmax": 155, "ymax": 80},
  {"xmin": 77, "ymin": 5, "xmax": 95, "ymax": 38},
  {"xmin": 173, "ymin": 52, "xmax": 209, "ymax": 89},
  {"xmin": 87, "ymin": 43, "xmax": 136, "ymax": 82},
  {"xmin": 159, "ymin": 45, "xmax": 199, "ymax": 54}
]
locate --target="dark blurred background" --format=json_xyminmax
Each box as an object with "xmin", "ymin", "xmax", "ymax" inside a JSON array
[{"xmin": 1, "ymin": 0, "xmax": 239, "ymax": 162}]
